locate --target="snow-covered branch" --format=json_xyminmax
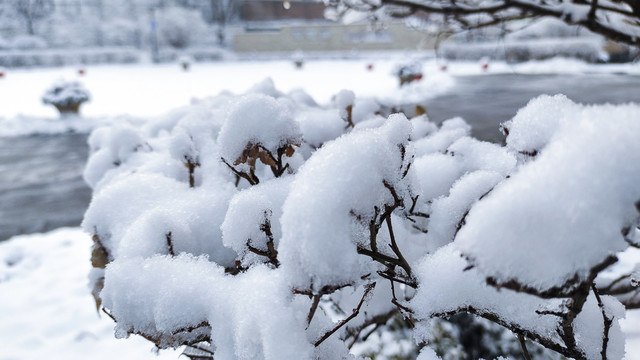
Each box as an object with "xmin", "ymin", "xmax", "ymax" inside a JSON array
[
  {"xmin": 326, "ymin": 0, "xmax": 640, "ymax": 46},
  {"xmin": 82, "ymin": 80, "xmax": 640, "ymax": 359}
]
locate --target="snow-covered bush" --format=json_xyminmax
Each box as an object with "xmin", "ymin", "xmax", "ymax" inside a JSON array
[
  {"xmin": 156, "ymin": 7, "xmax": 208, "ymax": 49},
  {"xmin": 42, "ymin": 80, "xmax": 90, "ymax": 115},
  {"xmin": 10, "ymin": 34, "xmax": 48, "ymax": 50},
  {"xmin": 178, "ymin": 55, "xmax": 193, "ymax": 71},
  {"xmin": 393, "ymin": 62, "xmax": 423, "ymax": 86},
  {"xmin": 83, "ymin": 80, "xmax": 640, "ymax": 360}
]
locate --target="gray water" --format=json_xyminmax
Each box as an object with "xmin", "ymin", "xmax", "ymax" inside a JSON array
[
  {"xmin": 0, "ymin": 133, "xmax": 91, "ymax": 240},
  {"xmin": 423, "ymin": 73, "xmax": 640, "ymax": 142},
  {"xmin": 1, "ymin": 73, "xmax": 640, "ymax": 241}
]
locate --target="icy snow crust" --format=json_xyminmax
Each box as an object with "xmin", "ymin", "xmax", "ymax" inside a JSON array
[{"xmin": 82, "ymin": 80, "xmax": 638, "ymax": 359}]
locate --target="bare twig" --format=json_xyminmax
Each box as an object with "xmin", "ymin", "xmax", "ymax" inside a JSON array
[
  {"xmin": 518, "ymin": 333, "xmax": 532, "ymax": 360},
  {"xmin": 592, "ymin": 283, "xmax": 613, "ymax": 360},
  {"xmin": 221, "ymin": 158, "xmax": 259, "ymax": 185},
  {"xmin": 314, "ymin": 283, "xmax": 376, "ymax": 347},
  {"xmin": 385, "ymin": 213, "xmax": 412, "ymax": 277},
  {"xmin": 166, "ymin": 232, "xmax": 175, "ymax": 256},
  {"xmin": 307, "ymin": 294, "xmax": 322, "ymax": 327}
]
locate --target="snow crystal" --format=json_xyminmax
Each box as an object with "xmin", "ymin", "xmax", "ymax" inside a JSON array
[{"xmin": 456, "ymin": 97, "xmax": 640, "ymax": 294}]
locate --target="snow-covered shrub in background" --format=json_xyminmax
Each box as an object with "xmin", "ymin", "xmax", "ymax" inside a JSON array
[
  {"xmin": 83, "ymin": 80, "xmax": 640, "ymax": 359},
  {"xmin": 156, "ymin": 7, "xmax": 208, "ymax": 49},
  {"xmin": 9, "ymin": 35, "xmax": 48, "ymax": 50},
  {"xmin": 42, "ymin": 79, "xmax": 91, "ymax": 115}
]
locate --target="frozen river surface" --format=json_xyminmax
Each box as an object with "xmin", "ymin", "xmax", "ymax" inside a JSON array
[{"xmin": 2, "ymin": 73, "xmax": 640, "ymax": 241}]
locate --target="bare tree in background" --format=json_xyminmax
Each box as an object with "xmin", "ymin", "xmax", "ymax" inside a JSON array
[
  {"xmin": 325, "ymin": 0, "xmax": 640, "ymax": 46},
  {"xmin": 210, "ymin": 0, "xmax": 242, "ymax": 46},
  {"xmin": 12, "ymin": 0, "xmax": 54, "ymax": 35}
]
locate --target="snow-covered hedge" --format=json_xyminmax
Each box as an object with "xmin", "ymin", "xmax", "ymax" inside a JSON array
[
  {"xmin": 441, "ymin": 38, "xmax": 607, "ymax": 63},
  {"xmin": 83, "ymin": 79, "xmax": 640, "ymax": 359},
  {"xmin": 42, "ymin": 80, "xmax": 91, "ymax": 115},
  {"xmin": 0, "ymin": 47, "xmax": 140, "ymax": 68}
]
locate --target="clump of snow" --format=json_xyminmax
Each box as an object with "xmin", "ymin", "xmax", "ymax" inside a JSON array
[
  {"xmin": 218, "ymin": 94, "xmax": 302, "ymax": 172},
  {"xmin": 425, "ymin": 171, "xmax": 504, "ymax": 249},
  {"xmin": 501, "ymin": 94, "xmax": 578, "ymax": 155},
  {"xmin": 221, "ymin": 177, "xmax": 292, "ymax": 267},
  {"xmin": 334, "ymin": 89, "xmax": 355, "ymax": 122},
  {"xmin": 42, "ymin": 79, "xmax": 91, "ymax": 108},
  {"xmin": 295, "ymin": 107, "xmax": 345, "ymax": 149},
  {"xmin": 417, "ymin": 347, "xmax": 441, "ymax": 360},
  {"xmin": 0, "ymin": 228, "xmax": 181, "ymax": 360},
  {"xmin": 573, "ymin": 293, "xmax": 626, "ymax": 360},
  {"xmin": 456, "ymin": 96, "xmax": 640, "ymax": 294},
  {"xmin": 413, "ymin": 117, "xmax": 471, "ymax": 156},
  {"xmin": 279, "ymin": 114, "xmax": 416, "ymax": 290},
  {"xmin": 76, "ymin": 76, "xmax": 640, "ymax": 360},
  {"xmin": 410, "ymin": 244, "xmax": 566, "ymax": 344}
]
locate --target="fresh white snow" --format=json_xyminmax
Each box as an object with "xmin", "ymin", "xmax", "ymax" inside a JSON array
[
  {"xmin": 0, "ymin": 228, "xmax": 181, "ymax": 360},
  {"xmin": 2, "ymin": 56, "xmax": 640, "ymax": 359}
]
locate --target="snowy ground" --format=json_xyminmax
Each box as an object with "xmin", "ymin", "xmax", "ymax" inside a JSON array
[
  {"xmin": 0, "ymin": 58, "xmax": 455, "ymax": 119},
  {"xmin": 1, "ymin": 57, "xmax": 640, "ymax": 135},
  {"xmin": 0, "ymin": 228, "xmax": 181, "ymax": 360}
]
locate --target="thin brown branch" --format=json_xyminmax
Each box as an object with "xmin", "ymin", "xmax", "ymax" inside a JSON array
[
  {"xmin": 376, "ymin": 269, "xmax": 417, "ymax": 288},
  {"xmin": 592, "ymin": 283, "xmax": 613, "ymax": 360},
  {"xmin": 221, "ymin": 158, "xmax": 259, "ymax": 186},
  {"xmin": 307, "ymin": 294, "xmax": 322, "ymax": 327},
  {"xmin": 385, "ymin": 213, "xmax": 412, "ymax": 277},
  {"xmin": 389, "ymin": 279, "xmax": 415, "ymax": 327},
  {"xmin": 357, "ymin": 246, "xmax": 404, "ymax": 267},
  {"xmin": 373, "ymin": 0, "xmax": 640, "ymax": 46},
  {"xmin": 431, "ymin": 305, "xmax": 586, "ymax": 360},
  {"xmin": 314, "ymin": 283, "xmax": 376, "ymax": 347},
  {"xmin": 518, "ymin": 333, "xmax": 532, "ymax": 360},
  {"xmin": 185, "ymin": 159, "xmax": 199, "ymax": 188},
  {"xmin": 166, "ymin": 232, "xmax": 175, "ymax": 256},
  {"xmin": 485, "ymin": 255, "xmax": 618, "ymax": 299}
]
